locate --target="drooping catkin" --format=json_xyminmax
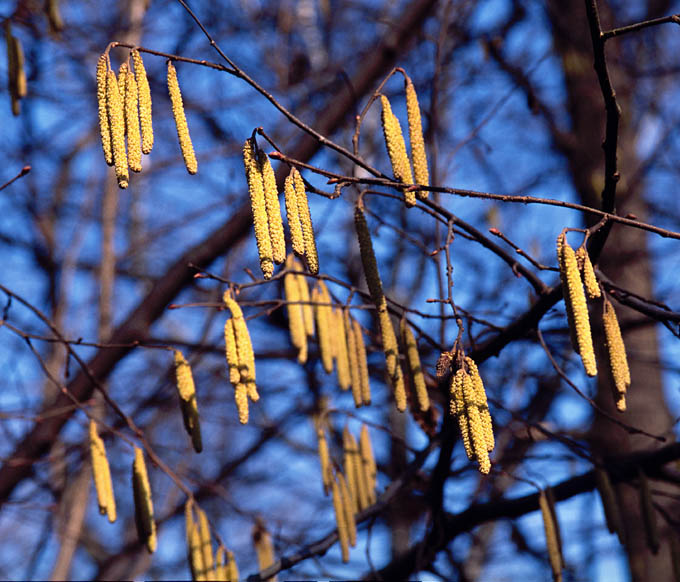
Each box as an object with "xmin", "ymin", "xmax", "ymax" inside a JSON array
[
  {"xmin": 96, "ymin": 54, "xmax": 113, "ymax": 165},
  {"xmin": 638, "ymin": 468, "xmax": 660, "ymax": 554},
  {"xmin": 284, "ymin": 171, "xmax": 305, "ymax": 257},
  {"xmin": 576, "ymin": 246, "xmax": 601, "ymax": 299},
  {"xmin": 223, "ymin": 290, "xmax": 256, "ymax": 387},
  {"xmin": 284, "ymin": 254, "xmax": 307, "ymax": 363},
  {"xmin": 293, "ymin": 168, "xmax": 319, "ymax": 274},
  {"xmin": 337, "ymin": 472, "xmax": 357, "ymax": 548},
  {"xmin": 258, "ymin": 150, "xmax": 286, "ymax": 265},
  {"xmin": 226, "ymin": 549, "xmax": 239, "ymax": 582},
  {"xmin": 331, "ymin": 476, "xmax": 350, "ymax": 563},
  {"xmin": 131, "ymin": 50, "xmax": 153, "ymax": 155},
  {"xmin": 132, "ymin": 446, "xmax": 156, "ymax": 553},
  {"xmin": 556, "ymin": 234, "xmax": 579, "ymax": 354},
  {"xmin": 558, "ymin": 234, "xmax": 597, "ymax": 376},
  {"xmin": 404, "ymin": 76, "xmax": 429, "ymax": 195},
  {"xmin": 224, "ymin": 318, "xmax": 240, "ymax": 385},
  {"xmin": 197, "ymin": 508, "xmax": 215, "ymax": 579},
  {"xmin": 539, "ymin": 489, "xmax": 564, "ymax": 582},
  {"xmin": 89, "ymin": 420, "xmax": 116, "ymax": 523},
  {"xmin": 595, "ymin": 467, "xmax": 625, "ymax": 544},
  {"xmin": 342, "ymin": 426, "xmax": 359, "ymax": 514},
  {"xmin": 603, "ymin": 297, "xmax": 630, "ymax": 412},
  {"xmin": 461, "ymin": 371, "xmax": 491, "ymax": 474},
  {"xmin": 545, "ymin": 487, "xmax": 564, "ymax": 570},
  {"xmin": 334, "ymin": 308, "xmax": 352, "ymax": 391},
  {"xmin": 354, "ymin": 205, "xmax": 405, "ymax": 411},
  {"xmin": 465, "ymin": 357, "xmax": 494, "ymax": 452},
  {"xmin": 314, "ymin": 282, "xmax": 334, "ymax": 374},
  {"xmin": 244, "ymin": 139, "xmax": 274, "ymax": 279},
  {"xmin": 252, "ymin": 519, "xmax": 277, "ymax": 582},
  {"xmin": 317, "ymin": 426, "xmax": 332, "ymax": 495},
  {"xmin": 214, "ymin": 546, "xmax": 227, "ymax": 582},
  {"xmin": 124, "ymin": 64, "xmax": 142, "ymax": 173},
  {"xmin": 401, "ymin": 319, "xmax": 430, "ymax": 412},
  {"xmin": 345, "ymin": 428, "xmax": 369, "ymax": 511},
  {"xmin": 174, "ymin": 350, "xmax": 203, "ymax": 453},
  {"xmin": 380, "ymin": 95, "xmax": 415, "ymax": 206},
  {"xmin": 450, "ymin": 369, "xmax": 473, "ymax": 460},
  {"xmin": 185, "ymin": 501, "xmax": 205, "ymax": 581},
  {"xmin": 359, "ymin": 424, "xmax": 377, "ymax": 505},
  {"xmin": 167, "ymin": 61, "xmax": 198, "ymax": 174},
  {"xmin": 297, "ymin": 266, "xmax": 315, "ymax": 338},
  {"xmin": 345, "ymin": 313, "xmax": 363, "ymax": 408},
  {"xmin": 107, "ymin": 70, "xmax": 129, "ymax": 189},
  {"xmin": 353, "ymin": 319, "xmax": 371, "ymax": 405}
]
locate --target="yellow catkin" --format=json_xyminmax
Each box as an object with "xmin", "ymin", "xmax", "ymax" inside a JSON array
[
  {"xmin": 223, "ymin": 290, "xmax": 257, "ymax": 389},
  {"xmin": 380, "ymin": 95, "xmax": 415, "ymax": 206},
  {"xmin": 293, "ymin": 168, "xmax": 319, "ymax": 275},
  {"xmin": 359, "ymin": 424, "xmax": 377, "ymax": 505},
  {"xmin": 331, "ymin": 477, "xmax": 350, "ymax": 563},
  {"xmin": 337, "ymin": 472, "xmax": 357, "ymax": 548},
  {"xmin": 244, "ymin": 139, "xmax": 274, "ymax": 279},
  {"xmin": 545, "ymin": 487, "xmax": 564, "ymax": 570},
  {"xmin": 107, "ymin": 70, "xmax": 129, "ymax": 189},
  {"xmin": 404, "ymin": 76, "xmax": 429, "ymax": 195},
  {"xmin": 167, "ymin": 61, "xmax": 198, "ymax": 174},
  {"xmin": 317, "ymin": 427, "xmax": 332, "ymax": 495},
  {"xmin": 132, "ymin": 446, "xmax": 156, "ymax": 553},
  {"xmin": 117, "ymin": 62, "xmax": 128, "ymax": 105},
  {"xmin": 556, "ymin": 234, "xmax": 579, "ymax": 354},
  {"xmin": 334, "ymin": 308, "xmax": 352, "ymax": 391},
  {"xmin": 197, "ymin": 508, "xmax": 214, "ymax": 579},
  {"xmin": 259, "ymin": 150, "xmax": 286, "ymax": 265},
  {"xmin": 559, "ymin": 235, "xmax": 597, "ymax": 376},
  {"xmin": 314, "ymin": 282, "xmax": 334, "ymax": 374},
  {"xmin": 576, "ymin": 246, "xmax": 601, "ymax": 299},
  {"xmin": 342, "ymin": 426, "xmax": 359, "ymax": 514},
  {"xmin": 345, "ymin": 313, "xmax": 363, "ymax": 408},
  {"xmin": 252, "ymin": 520, "xmax": 277, "ymax": 582},
  {"xmin": 124, "ymin": 65, "xmax": 142, "ymax": 173},
  {"xmin": 174, "ymin": 350, "xmax": 203, "ymax": 453},
  {"xmin": 353, "ymin": 319, "xmax": 371, "ymax": 405},
  {"xmin": 354, "ymin": 205, "xmax": 405, "ymax": 410},
  {"xmin": 235, "ymin": 382, "xmax": 249, "ymax": 424},
  {"xmin": 96, "ymin": 54, "xmax": 112, "ymax": 165},
  {"xmin": 450, "ymin": 369, "xmax": 473, "ymax": 460},
  {"xmin": 603, "ymin": 297, "xmax": 630, "ymax": 412},
  {"xmin": 131, "ymin": 50, "xmax": 153, "ymax": 155},
  {"xmin": 13, "ymin": 37, "xmax": 25, "ymax": 99},
  {"xmin": 226, "ymin": 549, "xmax": 239, "ymax": 582},
  {"xmin": 461, "ymin": 371, "xmax": 490, "ymax": 474},
  {"xmin": 9, "ymin": 35, "xmax": 26, "ymax": 115},
  {"xmin": 89, "ymin": 420, "xmax": 116, "ymax": 523},
  {"xmin": 638, "ymin": 468, "xmax": 659, "ymax": 554},
  {"xmin": 465, "ymin": 357, "xmax": 494, "ymax": 452},
  {"xmin": 297, "ymin": 266, "xmax": 315, "ymax": 338},
  {"xmin": 349, "ymin": 430, "xmax": 370, "ymax": 511},
  {"xmin": 214, "ymin": 546, "xmax": 227, "ymax": 581},
  {"xmin": 185, "ymin": 501, "xmax": 205, "ymax": 581},
  {"xmin": 401, "ymin": 319, "xmax": 430, "ymax": 412},
  {"xmin": 595, "ymin": 467, "xmax": 625, "ymax": 544},
  {"xmin": 284, "ymin": 171, "xmax": 305, "ymax": 257},
  {"xmin": 284, "ymin": 255, "xmax": 307, "ymax": 363},
  {"xmin": 224, "ymin": 318, "xmax": 240, "ymax": 385},
  {"xmin": 539, "ymin": 490, "xmax": 563, "ymax": 582}
]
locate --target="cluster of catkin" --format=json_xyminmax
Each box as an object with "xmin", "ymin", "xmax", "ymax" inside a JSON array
[
  {"xmin": 557, "ymin": 233, "xmax": 630, "ymax": 411},
  {"xmin": 243, "ymin": 138, "xmax": 318, "ymax": 279},
  {"xmin": 310, "ymin": 279, "xmax": 372, "ymax": 407},
  {"xmin": 185, "ymin": 499, "xmax": 239, "ymax": 582},
  {"xmin": 538, "ymin": 488, "xmax": 564, "ymax": 582},
  {"xmin": 449, "ymin": 355, "xmax": 495, "ymax": 474},
  {"xmin": 173, "ymin": 349, "xmax": 203, "ymax": 453},
  {"xmin": 5, "ymin": 22, "xmax": 26, "ymax": 116},
  {"xmin": 89, "ymin": 423, "xmax": 156, "ymax": 552},
  {"xmin": 379, "ymin": 72, "xmax": 430, "ymax": 206},
  {"xmin": 252, "ymin": 518, "xmax": 277, "ymax": 581},
  {"xmin": 223, "ymin": 289, "xmax": 259, "ymax": 424}
]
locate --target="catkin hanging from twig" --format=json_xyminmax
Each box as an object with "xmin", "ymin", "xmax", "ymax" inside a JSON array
[
  {"xmin": 185, "ymin": 501, "xmax": 205, "ymax": 581},
  {"xmin": 539, "ymin": 489, "xmax": 564, "ymax": 582},
  {"xmin": 284, "ymin": 255, "xmax": 308, "ymax": 363},
  {"xmin": 401, "ymin": 319, "xmax": 430, "ymax": 412},
  {"xmin": 96, "ymin": 54, "xmax": 113, "ymax": 165},
  {"xmin": 167, "ymin": 61, "xmax": 198, "ymax": 175},
  {"xmin": 380, "ymin": 95, "xmax": 415, "ymax": 206},
  {"xmin": 353, "ymin": 319, "xmax": 371, "ymax": 405},
  {"xmin": 259, "ymin": 150, "xmax": 286, "ymax": 265},
  {"xmin": 174, "ymin": 350, "xmax": 203, "ymax": 453},
  {"xmin": 293, "ymin": 168, "xmax": 319, "ymax": 274},
  {"xmin": 132, "ymin": 446, "xmax": 156, "ymax": 553},
  {"xmin": 332, "ymin": 475, "xmax": 350, "ymax": 563},
  {"xmin": 132, "ymin": 50, "xmax": 153, "ymax": 155},
  {"xmin": 576, "ymin": 246, "xmax": 601, "ymax": 299},
  {"xmin": 244, "ymin": 138, "xmax": 274, "ymax": 279},
  {"xmin": 107, "ymin": 69, "xmax": 129, "ymax": 189},
  {"xmin": 89, "ymin": 420, "xmax": 116, "ymax": 523},
  {"xmin": 337, "ymin": 472, "xmax": 357, "ymax": 548},
  {"xmin": 603, "ymin": 297, "xmax": 630, "ymax": 412},
  {"xmin": 252, "ymin": 519, "xmax": 277, "ymax": 582},
  {"xmin": 313, "ymin": 282, "xmax": 334, "ymax": 374},
  {"xmin": 123, "ymin": 63, "xmax": 142, "ymax": 173},
  {"xmin": 404, "ymin": 76, "xmax": 429, "ymax": 195},
  {"xmin": 284, "ymin": 170, "xmax": 305, "ymax": 257}
]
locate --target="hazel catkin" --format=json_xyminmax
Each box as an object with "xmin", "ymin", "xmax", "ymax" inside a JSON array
[
  {"xmin": 284, "ymin": 170, "xmax": 305, "ymax": 257},
  {"xmin": 337, "ymin": 471, "xmax": 357, "ymax": 548},
  {"xmin": 404, "ymin": 76, "xmax": 429, "ymax": 195},
  {"xmin": 293, "ymin": 168, "xmax": 319, "ymax": 275},
  {"xmin": 353, "ymin": 319, "xmax": 371, "ymax": 405},
  {"xmin": 576, "ymin": 246, "xmax": 601, "ymax": 299},
  {"xmin": 284, "ymin": 254, "xmax": 307, "ymax": 364},
  {"xmin": 401, "ymin": 319, "xmax": 430, "ymax": 412},
  {"xmin": 173, "ymin": 349, "xmax": 203, "ymax": 453},
  {"xmin": 314, "ymin": 282, "xmax": 334, "ymax": 375},
  {"xmin": 331, "ymin": 476, "xmax": 350, "ymax": 563},
  {"xmin": 132, "ymin": 446, "xmax": 156, "ymax": 553},
  {"xmin": 132, "ymin": 49, "xmax": 153, "ymax": 155},
  {"xmin": 107, "ymin": 69, "xmax": 129, "ymax": 189},
  {"xmin": 603, "ymin": 297, "xmax": 630, "ymax": 412},
  {"xmin": 124, "ymin": 63, "xmax": 142, "ymax": 173},
  {"xmin": 252, "ymin": 519, "xmax": 277, "ymax": 581},
  {"xmin": 89, "ymin": 420, "xmax": 116, "ymax": 523},
  {"xmin": 96, "ymin": 54, "xmax": 113, "ymax": 165},
  {"xmin": 380, "ymin": 95, "xmax": 415, "ymax": 206},
  {"xmin": 167, "ymin": 61, "xmax": 198, "ymax": 174},
  {"xmin": 539, "ymin": 489, "xmax": 564, "ymax": 582},
  {"xmin": 244, "ymin": 138, "xmax": 274, "ymax": 279}
]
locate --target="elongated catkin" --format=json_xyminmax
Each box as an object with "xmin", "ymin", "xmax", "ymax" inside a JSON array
[
  {"xmin": 359, "ymin": 424, "xmax": 377, "ymax": 504},
  {"xmin": 461, "ymin": 371, "xmax": 490, "ymax": 474},
  {"xmin": 252, "ymin": 519, "xmax": 277, "ymax": 582},
  {"xmin": 214, "ymin": 546, "xmax": 227, "ymax": 581},
  {"xmin": 450, "ymin": 369, "xmax": 473, "ymax": 460},
  {"xmin": 556, "ymin": 234, "xmax": 579, "ymax": 354},
  {"xmin": 197, "ymin": 508, "xmax": 214, "ymax": 578},
  {"xmin": 174, "ymin": 350, "xmax": 203, "ymax": 453},
  {"xmin": 314, "ymin": 282, "xmax": 334, "ymax": 374},
  {"xmin": 404, "ymin": 76, "xmax": 429, "ymax": 195},
  {"xmin": 8, "ymin": 33, "xmax": 25, "ymax": 115},
  {"xmin": 317, "ymin": 427, "xmax": 332, "ymax": 495},
  {"xmin": 167, "ymin": 61, "xmax": 198, "ymax": 174},
  {"xmin": 603, "ymin": 297, "xmax": 630, "ymax": 412},
  {"xmin": 465, "ymin": 357, "xmax": 494, "ymax": 452},
  {"xmin": 285, "ymin": 255, "xmax": 307, "ymax": 363},
  {"xmin": 349, "ymin": 430, "xmax": 369, "ymax": 511},
  {"xmin": 89, "ymin": 420, "xmax": 116, "ymax": 523},
  {"xmin": 401, "ymin": 319, "xmax": 430, "ymax": 411},
  {"xmin": 117, "ymin": 62, "xmax": 128, "ymax": 105},
  {"xmin": 346, "ymin": 313, "xmax": 363, "ymax": 408},
  {"xmin": 298, "ymin": 272, "xmax": 315, "ymax": 338},
  {"xmin": 244, "ymin": 139, "xmax": 274, "ymax": 279},
  {"xmin": 131, "ymin": 50, "xmax": 153, "ymax": 154},
  {"xmin": 132, "ymin": 446, "xmax": 156, "ymax": 553},
  {"xmin": 224, "ymin": 318, "xmax": 240, "ymax": 385},
  {"xmin": 258, "ymin": 150, "xmax": 286, "ymax": 265},
  {"xmin": 353, "ymin": 319, "xmax": 371, "ymax": 405},
  {"xmin": 380, "ymin": 95, "xmax": 414, "ymax": 205},
  {"xmin": 185, "ymin": 501, "xmax": 205, "ymax": 581},
  {"xmin": 293, "ymin": 168, "xmax": 319, "ymax": 274},
  {"xmin": 539, "ymin": 489, "xmax": 563, "ymax": 582},
  {"xmin": 334, "ymin": 308, "xmax": 352, "ymax": 391},
  {"xmin": 558, "ymin": 234, "xmax": 597, "ymax": 376},
  {"xmin": 545, "ymin": 487, "xmax": 563, "ymax": 571},
  {"xmin": 342, "ymin": 426, "xmax": 359, "ymax": 514},
  {"xmin": 332, "ymin": 476, "xmax": 350, "ymax": 563},
  {"xmin": 107, "ymin": 70, "xmax": 129, "ymax": 189},
  {"xmin": 226, "ymin": 549, "xmax": 239, "ymax": 582},
  {"xmin": 124, "ymin": 64, "xmax": 142, "ymax": 173},
  {"xmin": 284, "ymin": 171, "xmax": 305, "ymax": 257},
  {"xmin": 337, "ymin": 472, "xmax": 357, "ymax": 548},
  {"xmin": 576, "ymin": 246, "xmax": 601, "ymax": 299},
  {"xmin": 223, "ymin": 290, "xmax": 256, "ymax": 386},
  {"xmin": 96, "ymin": 54, "xmax": 113, "ymax": 165}
]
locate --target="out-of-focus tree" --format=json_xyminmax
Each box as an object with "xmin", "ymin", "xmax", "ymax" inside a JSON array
[{"xmin": 1, "ymin": 1, "xmax": 679, "ymax": 580}]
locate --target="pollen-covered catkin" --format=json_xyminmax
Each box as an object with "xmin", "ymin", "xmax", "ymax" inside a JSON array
[
  {"xmin": 224, "ymin": 318, "xmax": 240, "ymax": 385},
  {"xmin": 185, "ymin": 501, "xmax": 205, "ymax": 581},
  {"xmin": 173, "ymin": 350, "xmax": 203, "ymax": 453},
  {"xmin": 244, "ymin": 139, "xmax": 274, "ymax": 279},
  {"xmin": 107, "ymin": 70, "xmax": 129, "ymax": 189},
  {"xmin": 638, "ymin": 468, "xmax": 660, "ymax": 554},
  {"xmin": 539, "ymin": 490, "xmax": 564, "ymax": 582},
  {"xmin": 603, "ymin": 297, "xmax": 630, "ymax": 412},
  {"xmin": 450, "ymin": 369, "xmax": 473, "ymax": 460},
  {"xmin": 359, "ymin": 424, "xmax": 377, "ymax": 504},
  {"xmin": 353, "ymin": 319, "xmax": 371, "ymax": 405},
  {"xmin": 197, "ymin": 508, "xmax": 214, "ymax": 577},
  {"xmin": 223, "ymin": 290, "xmax": 256, "ymax": 386},
  {"xmin": 465, "ymin": 357, "xmax": 494, "ymax": 452},
  {"xmin": 117, "ymin": 62, "xmax": 128, "ymax": 105},
  {"xmin": 380, "ymin": 95, "xmax": 415, "ymax": 206},
  {"xmin": 297, "ymin": 271, "xmax": 315, "ymax": 338},
  {"xmin": 214, "ymin": 546, "xmax": 227, "ymax": 581},
  {"xmin": 401, "ymin": 319, "xmax": 430, "ymax": 412},
  {"xmin": 235, "ymin": 382, "xmax": 249, "ymax": 424},
  {"xmin": 404, "ymin": 76, "xmax": 429, "ymax": 195},
  {"xmin": 314, "ymin": 282, "xmax": 334, "ymax": 374},
  {"xmin": 556, "ymin": 234, "xmax": 579, "ymax": 353},
  {"xmin": 461, "ymin": 371, "xmax": 491, "ymax": 474},
  {"xmin": 346, "ymin": 313, "xmax": 363, "ymax": 408},
  {"xmin": 284, "ymin": 254, "xmax": 307, "ymax": 363},
  {"xmin": 252, "ymin": 519, "xmax": 277, "ymax": 581},
  {"xmin": 89, "ymin": 420, "xmax": 116, "ymax": 523},
  {"xmin": 576, "ymin": 246, "xmax": 601, "ymax": 299},
  {"xmin": 332, "ymin": 476, "xmax": 350, "ymax": 563},
  {"xmin": 337, "ymin": 472, "xmax": 357, "ymax": 548},
  {"xmin": 293, "ymin": 168, "xmax": 319, "ymax": 274},
  {"xmin": 334, "ymin": 308, "xmax": 352, "ymax": 391},
  {"xmin": 96, "ymin": 54, "xmax": 113, "ymax": 165},
  {"xmin": 342, "ymin": 426, "xmax": 359, "ymax": 514},
  {"xmin": 346, "ymin": 429, "xmax": 369, "ymax": 511},
  {"xmin": 284, "ymin": 171, "xmax": 305, "ymax": 257},
  {"xmin": 167, "ymin": 61, "xmax": 198, "ymax": 174},
  {"xmin": 558, "ymin": 234, "xmax": 597, "ymax": 376},
  {"xmin": 124, "ymin": 64, "xmax": 142, "ymax": 173},
  {"xmin": 132, "ymin": 446, "xmax": 156, "ymax": 553},
  {"xmin": 259, "ymin": 150, "xmax": 286, "ymax": 265},
  {"xmin": 131, "ymin": 50, "xmax": 153, "ymax": 155},
  {"xmin": 545, "ymin": 487, "xmax": 563, "ymax": 570}
]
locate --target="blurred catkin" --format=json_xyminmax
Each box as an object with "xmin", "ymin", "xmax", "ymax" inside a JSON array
[
  {"xmin": 96, "ymin": 54, "xmax": 113, "ymax": 165},
  {"xmin": 595, "ymin": 467, "xmax": 626, "ymax": 545},
  {"xmin": 345, "ymin": 313, "xmax": 363, "ymax": 408},
  {"xmin": 132, "ymin": 50, "xmax": 154, "ymax": 154},
  {"xmin": 132, "ymin": 446, "xmax": 156, "ymax": 553},
  {"xmin": 167, "ymin": 61, "xmax": 198, "ymax": 174},
  {"xmin": 317, "ymin": 426, "xmax": 332, "ymax": 495},
  {"xmin": 284, "ymin": 255, "xmax": 307, "ymax": 363},
  {"xmin": 185, "ymin": 501, "xmax": 205, "ymax": 581},
  {"xmin": 401, "ymin": 319, "xmax": 430, "ymax": 412},
  {"xmin": 197, "ymin": 508, "xmax": 214, "ymax": 578},
  {"xmin": 404, "ymin": 76, "xmax": 429, "ymax": 195},
  {"xmin": 107, "ymin": 70, "xmax": 129, "ymax": 189},
  {"xmin": 244, "ymin": 138, "xmax": 274, "ymax": 279},
  {"xmin": 334, "ymin": 308, "xmax": 352, "ymax": 391},
  {"xmin": 353, "ymin": 319, "xmax": 371, "ymax": 405},
  {"xmin": 173, "ymin": 349, "xmax": 203, "ymax": 453},
  {"xmin": 359, "ymin": 424, "xmax": 377, "ymax": 504},
  {"xmin": 252, "ymin": 519, "xmax": 277, "ymax": 581},
  {"xmin": 332, "ymin": 476, "xmax": 350, "ymax": 563},
  {"xmin": 539, "ymin": 489, "xmax": 564, "ymax": 582},
  {"xmin": 89, "ymin": 420, "xmax": 116, "ymax": 523}
]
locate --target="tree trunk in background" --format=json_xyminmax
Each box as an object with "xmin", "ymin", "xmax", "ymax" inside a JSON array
[{"xmin": 547, "ymin": 2, "xmax": 674, "ymax": 580}]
